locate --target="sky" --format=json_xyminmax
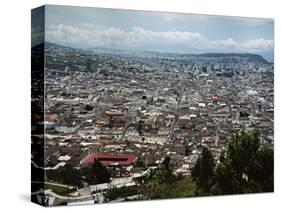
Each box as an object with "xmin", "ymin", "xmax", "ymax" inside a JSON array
[{"xmin": 41, "ymin": 5, "xmax": 274, "ymax": 61}]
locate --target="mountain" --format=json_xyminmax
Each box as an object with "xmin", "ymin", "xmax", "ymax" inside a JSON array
[
  {"xmin": 45, "ymin": 41, "xmax": 75, "ymax": 50},
  {"xmin": 194, "ymin": 53, "xmax": 268, "ymax": 64},
  {"xmin": 88, "ymin": 47, "xmax": 269, "ymax": 64},
  {"xmin": 43, "ymin": 42, "xmax": 269, "ymax": 64}
]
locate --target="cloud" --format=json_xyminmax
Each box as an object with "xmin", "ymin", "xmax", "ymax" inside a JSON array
[
  {"xmin": 46, "ymin": 24, "xmax": 205, "ymax": 49},
  {"xmin": 209, "ymin": 38, "xmax": 273, "ymax": 52},
  {"xmin": 241, "ymin": 38, "xmax": 274, "ymax": 50},
  {"xmin": 46, "ymin": 23, "xmax": 273, "ymax": 53},
  {"xmin": 210, "ymin": 38, "xmax": 239, "ymax": 48},
  {"xmin": 46, "ymin": 24, "xmax": 91, "ymax": 44}
]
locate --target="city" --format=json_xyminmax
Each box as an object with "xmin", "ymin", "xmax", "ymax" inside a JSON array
[
  {"xmin": 31, "ymin": 5, "xmax": 274, "ymax": 206},
  {"xmin": 31, "ymin": 41, "xmax": 273, "ymax": 205}
]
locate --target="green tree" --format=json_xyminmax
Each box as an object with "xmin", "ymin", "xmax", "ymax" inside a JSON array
[
  {"xmin": 140, "ymin": 156, "xmax": 177, "ymax": 199},
  {"xmin": 192, "ymin": 146, "xmax": 215, "ymax": 192},
  {"xmin": 140, "ymin": 172, "xmax": 161, "ymax": 200},
  {"xmin": 212, "ymin": 130, "xmax": 273, "ymax": 195},
  {"xmin": 91, "ymin": 159, "xmax": 110, "ymax": 184},
  {"xmin": 86, "ymin": 58, "xmax": 98, "ymax": 72},
  {"xmin": 244, "ymin": 144, "xmax": 273, "ymax": 192},
  {"xmin": 104, "ymin": 185, "xmax": 139, "ymax": 202},
  {"xmin": 46, "ymin": 164, "xmax": 82, "ymax": 186},
  {"xmin": 162, "ymin": 156, "xmax": 176, "ymax": 183}
]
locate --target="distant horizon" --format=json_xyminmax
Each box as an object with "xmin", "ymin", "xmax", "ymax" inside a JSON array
[
  {"xmin": 32, "ymin": 5, "xmax": 274, "ymax": 62},
  {"xmin": 43, "ymin": 40, "xmax": 272, "ymax": 63}
]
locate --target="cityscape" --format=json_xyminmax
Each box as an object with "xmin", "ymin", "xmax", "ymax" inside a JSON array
[{"xmin": 31, "ymin": 5, "xmax": 274, "ymax": 206}]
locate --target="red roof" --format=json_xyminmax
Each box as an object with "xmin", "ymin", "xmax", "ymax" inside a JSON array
[
  {"xmin": 84, "ymin": 154, "xmax": 137, "ymax": 166},
  {"xmin": 212, "ymin": 95, "xmax": 220, "ymax": 101}
]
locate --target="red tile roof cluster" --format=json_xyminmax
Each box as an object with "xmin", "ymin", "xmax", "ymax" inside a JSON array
[
  {"xmin": 212, "ymin": 95, "xmax": 220, "ymax": 101},
  {"xmin": 84, "ymin": 154, "xmax": 137, "ymax": 166}
]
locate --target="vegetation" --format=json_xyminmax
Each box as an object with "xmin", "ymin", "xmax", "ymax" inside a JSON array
[
  {"xmin": 104, "ymin": 186, "xmax": 139, "ymax": 202},
  {"xmin": 192, "ymin": 130, "xmax": 274, "ymax": 195},
  {"xmin": 46, "ymin": 160, "xmax": 110, "ymax": 187},
  {"xmin": 46, "ymin": 129, "xmax": 273, "ymax": 199},
  {"xmin": 90, "ymin": 158, "xmax": 111, "ymax": 184},
  {"xmin": 140, "ymin": 156, "xmax": 194, "ymax": 199},
  {"xmin": 86, "ymin": 58, "xmax": 98, "ymax": 72},
  {"xmin": 150, "ymin": 177, "xmax": 196, "ymax": 199},
  {"xmin": 46, "ymin": 164, "xmax": 82, "ymax": 187},
  {"xmin": 191, "ymin": 146, "xmax": 215, "ymax": 194}
]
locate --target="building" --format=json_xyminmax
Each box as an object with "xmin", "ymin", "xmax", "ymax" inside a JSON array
[{"xmin": 83, "ymin": 154, "xmax": 138, "ymax": 167}]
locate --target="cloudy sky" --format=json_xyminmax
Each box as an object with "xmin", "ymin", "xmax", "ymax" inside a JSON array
[{"xmin": 43, "ymin": 5, "xmax": 274, "ymax": 61}]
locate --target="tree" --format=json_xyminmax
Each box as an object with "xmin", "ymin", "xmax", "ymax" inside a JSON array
[
  {"xmin": 185, "ymin": 144, "xmax": 191, "ymax": 156},
  {"xmin": 244, "ymin": 144, "xmax": 273, "ymax": 193},
  {"xmin": 91, "ymin": 159, "xmax": 110, "ymax": 184},
  {"xmin": 212, "ymin": 130, "xmax": 273, "ymax": 195},
  {"xmin": 85, "ymin": 104, "xmax": 94, "ymax": 111},
  {"xmin": 86, "ymin": 58, "xmax": 98, "ymax": 73},
  {"xmin": 140, "ymin": 156, "xmax": 177, "ymax": 199},
  {"xmin": 192, "ymin": 146, "xmax": 215, "ymax": 192},
  {"xmin": 46, "ymin": 164, "xmax": 82, "ymax": 187},
  {"xmin": 104, "ymin": 185, "xmax": 139, "ymax": 202},
  {"xmin": 137, "ymin": 120, "xmax": 144, "ymax": 136},
  {"xmin": 46, "ymin": 160, "xmax": 111, "ymax": 187},
  {"xmin": 161, "ymin": 156, "xmax": 177, "ymax": 183},
  {"xmin": 140, "ymin": 172, "xmax": 161, "ymax": 200}
]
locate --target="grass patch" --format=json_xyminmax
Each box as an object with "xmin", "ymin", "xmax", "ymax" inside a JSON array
[{"xmin": 158, "ymin": 177, "xmax": 196, "ymax": 199}]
